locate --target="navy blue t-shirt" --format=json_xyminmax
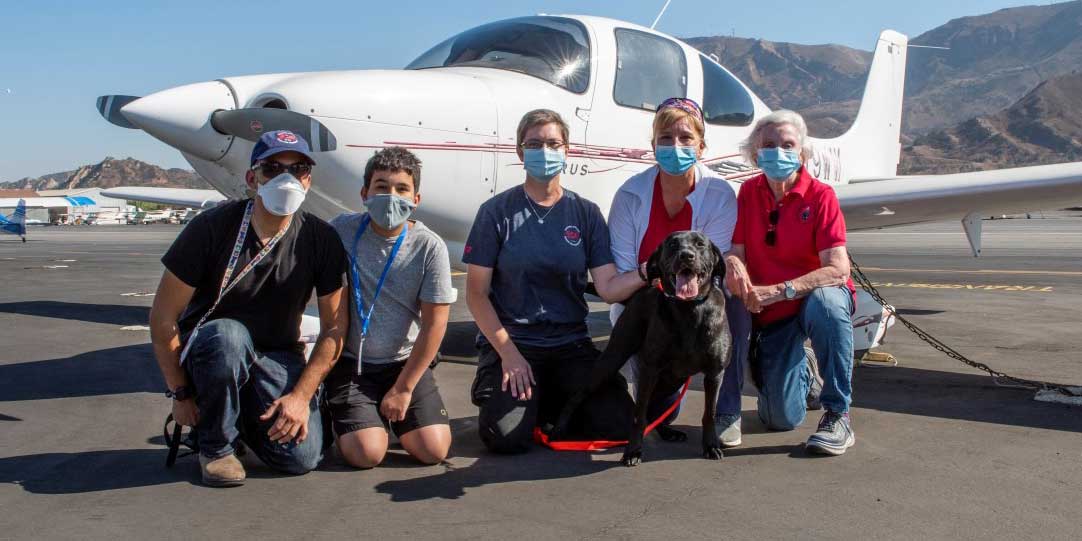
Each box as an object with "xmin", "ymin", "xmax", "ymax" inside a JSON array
[{"xmin": 463, "ymin": 184, "xmax": 614, "ymax": 347}]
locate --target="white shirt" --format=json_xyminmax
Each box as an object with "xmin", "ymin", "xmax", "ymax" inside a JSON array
[{"xmin": 607, "ymin": 163, "xmax": 739, "ymax": 273}]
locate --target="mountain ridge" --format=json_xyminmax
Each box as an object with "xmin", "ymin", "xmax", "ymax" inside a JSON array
[
  {"xmin": 1, "ymin": 157, "xmax": 209, "ymax": 191},
  {"xmin": 902, "ymin": 72, "xmax": 1082, "ymax": 174},
  {"xmin": 684, "ymin": 0, "xmax": 1082, "ymax": 138}
]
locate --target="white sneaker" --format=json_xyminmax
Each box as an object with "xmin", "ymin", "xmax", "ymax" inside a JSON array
[{"xmin": 716, "ymin": 414, "xmax": 742, "ymax": 448}]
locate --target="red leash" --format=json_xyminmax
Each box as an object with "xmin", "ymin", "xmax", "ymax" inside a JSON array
[{"xmin": 533, "ymin": 377, "xmax": 691, "ymax": 451}]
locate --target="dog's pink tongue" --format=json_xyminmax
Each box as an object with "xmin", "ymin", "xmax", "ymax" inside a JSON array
[{"xmin": 675, "ymin": 271, "xmax": 699, "ymax": 300}]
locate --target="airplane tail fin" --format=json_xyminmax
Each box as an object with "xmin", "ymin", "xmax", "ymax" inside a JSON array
[
  {"xmin": 2, "ymin": 199, "xmax": 28, "ymax": 239},
  {"xmin": 812, "ymin": 30, "xmax": 908, "ymax": 183}
]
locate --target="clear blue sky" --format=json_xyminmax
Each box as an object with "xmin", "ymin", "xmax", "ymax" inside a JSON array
[{"xmin": 0, "ymin": 0, "xmax": 1038, "ymax": 181}]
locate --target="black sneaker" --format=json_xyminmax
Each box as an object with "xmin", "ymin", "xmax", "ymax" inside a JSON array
[{"xmin": 806, "ymin": 411, "xmax": 854, "ymax": 456}]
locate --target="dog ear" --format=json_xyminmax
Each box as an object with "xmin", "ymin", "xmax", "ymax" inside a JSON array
[
  {"xmin": 711, "ymin": 241, "xmax": 726, "ymax": 284},
  {"xmin": 646, "ymin": 246, "xmax": 663, "ymax": 283}
]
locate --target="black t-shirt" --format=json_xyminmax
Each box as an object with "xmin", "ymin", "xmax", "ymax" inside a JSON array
[{"xmin": 162, "ymin": 200, "xmax": 347, "ymax": 353}]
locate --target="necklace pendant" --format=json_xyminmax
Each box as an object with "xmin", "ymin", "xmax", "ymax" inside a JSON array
[{"xmin": 538, "ymin": 219, "xmax": 544, "ymax": 224}]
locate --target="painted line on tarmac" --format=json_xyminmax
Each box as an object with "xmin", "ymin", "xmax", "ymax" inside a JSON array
[
  {"xmin": 862, "ymin": 266, "xmax": 1082, "ymax": 277},
  {"xmin": 869, "ymin": 281, "xmax": 1053, "ymax": 292}
]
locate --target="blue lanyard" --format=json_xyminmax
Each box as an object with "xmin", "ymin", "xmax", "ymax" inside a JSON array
[{"xmin": 349, "ymin": 215, "xmax": 408, "ymax": 337}]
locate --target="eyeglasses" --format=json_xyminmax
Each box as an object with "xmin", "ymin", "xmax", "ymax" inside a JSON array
[
  {"xmin": 765, "ymin": 209, "xmax": 779, "ymax": 246},
  {"xmin": 252, "ymin": 161, "xmax": 313, "ymax": 178},
  {"xmin": 521, "ymin": 139, "xmax": 567, "ymax": 150}
]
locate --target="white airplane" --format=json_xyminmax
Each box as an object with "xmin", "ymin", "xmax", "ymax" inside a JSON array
[{"xmin": 96, "ymin": 14, "xmax": 1082, "ymax": 352}]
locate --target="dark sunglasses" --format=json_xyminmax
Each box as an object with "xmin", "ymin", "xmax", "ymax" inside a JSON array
[
  {"xmin": 253, "ymin": 161, "xmax": 313, "ymax": 178},
  {"xmin": 765, "ymin": 209, "xmax": 779, "ymax": 246}
]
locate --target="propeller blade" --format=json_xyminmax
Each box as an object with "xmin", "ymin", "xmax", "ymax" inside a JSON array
[
  {"xmin": 96, "ymin": 95, "xmax": 141, "ymax": 129},
  {"xmin": 210, "ymin": 108, "xmax": 337, "ymax": 152}
]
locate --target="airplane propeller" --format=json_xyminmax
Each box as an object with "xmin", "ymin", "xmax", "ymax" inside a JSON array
[
  {"xmin": 210, "ymin": 108, "xmax": 337, "ymax": 152},
  {"xmin": 96, "ymin": 95, "xmax": 141, "ymax": 129}
]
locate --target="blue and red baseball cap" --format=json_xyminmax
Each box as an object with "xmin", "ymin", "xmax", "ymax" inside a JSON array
[{"xmin": 250, "ymin": 130, "xmax": 317, "ymax": 166}]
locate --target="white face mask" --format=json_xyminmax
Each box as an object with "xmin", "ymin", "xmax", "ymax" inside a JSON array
[{"xmin": 257, "ymin": 173, "xmax": 307, "ymax": 216}]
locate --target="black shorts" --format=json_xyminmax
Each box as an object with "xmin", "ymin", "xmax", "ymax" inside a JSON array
[{"xmin": 325, "ymin": 358, "xmax": 449, "ymax": 437}]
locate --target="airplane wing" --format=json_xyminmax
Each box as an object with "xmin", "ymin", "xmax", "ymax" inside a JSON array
[
  {"xmin": 837, "ymin": 161, "xmax": 1082, "ymax": 255},
  {"xmin": 0, "ymin": 196, "xmax": 98, "ymax": 208},
  {"xmin": 100, "ymin": 187, "xmax": 227, "ymax": 209}
]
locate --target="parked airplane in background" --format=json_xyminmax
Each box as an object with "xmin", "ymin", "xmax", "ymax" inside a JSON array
[
  {"xmin": 96, "ymin": 14, "xmax": 1082, "ymax": 351},
  {"xmin": 0, "ymin": 194, "xmax": 98, "ymax": 216},
  {"xmin": 0, "ymin": 193, "xmax": 106, "ymax": 230},
  {"xmin": 0, "ymin": 200, "xmax": 27, "ymax": 242}
]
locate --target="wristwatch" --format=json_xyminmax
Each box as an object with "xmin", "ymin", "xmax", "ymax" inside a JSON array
[
  {"xmin": 165, "ymin": 385, "xmax": 194, "ymax": 402},
  {"xmin": 783, "ymin": 281, "xmax": 797, "ymax": 300}
]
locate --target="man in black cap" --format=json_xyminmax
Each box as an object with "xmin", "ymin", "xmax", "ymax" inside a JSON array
[{"xmin": 149, "ymin": 130, "xmax": 348, "ymax": 486}]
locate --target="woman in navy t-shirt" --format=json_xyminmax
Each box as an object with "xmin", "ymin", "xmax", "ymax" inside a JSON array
[{"xmin": 463, "ymin": 109, "xmax": 646, "ymax": 453}]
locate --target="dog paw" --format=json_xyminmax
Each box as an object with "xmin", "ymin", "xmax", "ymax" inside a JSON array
[
  {"xmin": 702, "ymin": 445, "xmax": 724, "ymax": 460},
  {"xmin": 621, "ymin": 450, "xmax": 643, "ymax": 467},
  {"xmin": 655, "ymin": 425, "xmax": 687, "ymax": 442}
]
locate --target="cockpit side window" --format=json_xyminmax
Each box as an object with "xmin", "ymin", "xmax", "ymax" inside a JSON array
[
  {"xmin": 613, "ymin": 28, "xmax": 687, "ymax": 111},
  {"xmin": 699, "ymin": 55, "xmax": 754, "ymax": 126},
  {"xmin": 406, "ymin": 16, "xmax": 591, "ymax": 94}
]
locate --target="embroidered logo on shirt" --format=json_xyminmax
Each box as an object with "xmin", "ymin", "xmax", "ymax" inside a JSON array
[
  {"xmin": 563, "ymin": 225, "xmax": 582, "ymax": 246},
  {"xmin": 464, "ymin": 245, "xmax": 473, "ymax": 255},
  {"xmin": 800, "ymin": 206, "xmax": 812, "ymax": 223}
]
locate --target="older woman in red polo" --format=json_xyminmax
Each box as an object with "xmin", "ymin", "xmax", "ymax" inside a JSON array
[{"xmin": 725, "ymin": 109, "xmax": 857, "ymax": 455}]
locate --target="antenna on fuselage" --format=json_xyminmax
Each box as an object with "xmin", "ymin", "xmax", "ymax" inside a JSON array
[{"xmin": 650, "ymin": 0, "xmax": 673, "ymax": 29}]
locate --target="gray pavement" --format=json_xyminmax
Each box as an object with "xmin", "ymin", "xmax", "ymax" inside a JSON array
[{"xmin": 1, "ymin": 216, "xmax": 1081, "ymax": 540}]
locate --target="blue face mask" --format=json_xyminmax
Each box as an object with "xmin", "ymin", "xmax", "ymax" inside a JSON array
[
  {"xmin": 364, "ymin": 193, "xmax": 416, "ymax": 230},
  {"xmin": 655, "ymin": 145, "xmax": 698, "ymax": 175},
  {"xmin": 523, "ymin": 148, "xmax": 566, "ymax": 183},
  {"xmin": 757, "ymin": 148, "xmax": 802, "ymax": 181}
]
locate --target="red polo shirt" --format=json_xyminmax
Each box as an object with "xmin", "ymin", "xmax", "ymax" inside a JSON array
[
  {"xmin": 732, "ymin": 169, "xmax": 855, "ymax": 326},
  {"xmin": 638, "ymin": 174, "xmax": 694, "ymax": 264}
]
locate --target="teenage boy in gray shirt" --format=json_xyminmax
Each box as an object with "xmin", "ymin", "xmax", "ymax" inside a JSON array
[{"xmin": 326, "ymin": 147, "xmax": 456, "ymax": 468}]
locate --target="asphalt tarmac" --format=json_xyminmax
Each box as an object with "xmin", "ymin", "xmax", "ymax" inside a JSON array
[{"xmin": 2, "ymin": 214, "xmax": 1081, "ymax": 540}]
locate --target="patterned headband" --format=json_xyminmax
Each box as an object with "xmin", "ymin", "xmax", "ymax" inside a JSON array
[{"xmin": 656, "ymin": 97, "xmax": 704, "ymax": 124}]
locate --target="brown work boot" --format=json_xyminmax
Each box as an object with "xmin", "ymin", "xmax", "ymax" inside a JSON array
[{"xmin": 199, "ymin": 453, "xmax": 246, "ymax": 487}]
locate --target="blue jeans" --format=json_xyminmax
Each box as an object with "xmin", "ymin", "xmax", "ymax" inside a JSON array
[
  {"xmin": 755, "ymin": 286, "xmax": 854, "ymax": 431},
  {"xmin": 184, "ymin": 318, "xmax": 323, "ymax": 474},
  {"xmin": 643, "ymin": 293, "xmax": 751, "ymax": 424}
]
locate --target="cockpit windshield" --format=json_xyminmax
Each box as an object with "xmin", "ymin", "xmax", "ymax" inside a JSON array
[{"xmin": 406, "ymin": 17, "xmax": 591, "ymax": 94}]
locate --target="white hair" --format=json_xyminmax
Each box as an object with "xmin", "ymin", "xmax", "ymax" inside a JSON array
[{"xmin": 740, "ymin": 109, "xmax": 810, "ymax": 165}]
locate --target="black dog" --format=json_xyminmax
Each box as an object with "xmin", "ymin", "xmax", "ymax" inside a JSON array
[{"xmin": 551, "ymin": 230, "xmax": 731, "ymax": 466}]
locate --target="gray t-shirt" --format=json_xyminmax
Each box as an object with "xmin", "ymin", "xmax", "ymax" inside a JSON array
[{"xmin": 330, "ymin": 213, "xmax": 457, "ymax": 365}]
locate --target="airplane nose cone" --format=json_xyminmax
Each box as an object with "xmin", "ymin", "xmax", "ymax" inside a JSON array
[{"xmin": 121, "ymin": 81, "xmax": 238, "ymax": 162}]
